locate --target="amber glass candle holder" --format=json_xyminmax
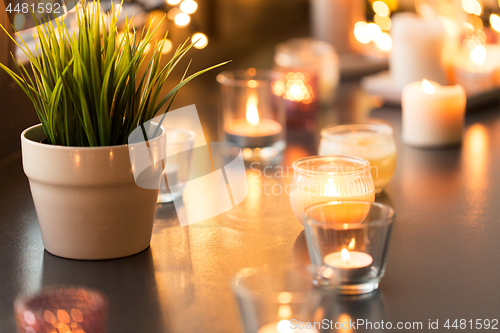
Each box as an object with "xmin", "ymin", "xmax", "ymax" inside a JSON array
[
  {"xmin": 15, "ymin": 286, "xmax": 108, "ymax": 333},
  {"xmin": 303, "ymin": 201, "xmax": 394, "ymax": 295}
]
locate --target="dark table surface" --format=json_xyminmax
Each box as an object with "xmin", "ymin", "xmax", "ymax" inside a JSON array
[
  {"xmin": 2, "ymin": 10, "xmax": 500, "ymax": 330},
  {"xmin": 2, "ymin": 77, "xmax": 500, "ymax": 332}
]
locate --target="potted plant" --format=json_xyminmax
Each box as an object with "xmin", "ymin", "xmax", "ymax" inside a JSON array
[{"xmin": 0, "ymin": 1, "xmax": 226, "ymax": 259}]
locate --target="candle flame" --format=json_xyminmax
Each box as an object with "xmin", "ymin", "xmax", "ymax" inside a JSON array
[
  {"xmin": 347, "ymin": 238, "xmax": 356, "ymax": 250},
  {"xmin": 469, "ymin": 44, "xmax": 486, "ymax": 66},
  {"xmin": 246, "ymin": 94, "xmax": 260, "ymax": 125},
  {"xmin": 341, "ymin": 248, "xmax": 350, "ymax": 263},
  {"xmin": 422, "ymin": 79, "xmax": 435, "ymax": 95}
]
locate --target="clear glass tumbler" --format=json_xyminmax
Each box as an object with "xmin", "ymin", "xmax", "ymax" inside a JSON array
[
  {"xmin": 289, "ymin": 156, "xmax": 375, "ymax": 225},
  {"xmin": 319, "ymin": 123, "xmax": 397, "ymax": 193},
  {"xmin": 303, "ymin": 201, "xmax": 394, "ymax": 295},
  {"xmin": 232, "ymin": 263, "xmax": 337, "ymax": 333},
  {"xmin": 14, "ymin": 286, "xmax": 108, "ymax": 333},
  {"xmin": 217, "ymin": 68, "xmax": 286, "ymax": 162},
  {"xmin": 157, "ymin": 128, "xmax": 195, "ymax": 203}
]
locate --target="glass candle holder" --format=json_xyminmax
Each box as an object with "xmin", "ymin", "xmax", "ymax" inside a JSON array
[
  {"xmin": 303, "ymin": 201, "xmax": 394, "ymax": 295},
  {"xmin": 157, "ymin": 128, "xmax": 195, "ymax": 203},
  {"xmin": 289, "ymin": 156, "xmax": 375, "ymax": 225},
  {"xmin": 217, "ymin": 69, "xmax": 286, "ymax": 162},
  {"xmin": 274, "ymin": 38, "xmax": 339, "ymax": 107},
  {"xmin": 232, "ymin": 263, "xmax": 337, "ymax": 333},
  {"xmin": 318, "ymin": 123, "xmax": 397, "ymax": 193},
  {"xmin": 14, "ymin": 286, "xmax": 108, "ymax": 333}
]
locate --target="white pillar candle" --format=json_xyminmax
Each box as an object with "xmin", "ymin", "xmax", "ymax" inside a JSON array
[
  {"xmin": 309, "ymin": 0, "xmax": 365, "ymax": 53},
  {"xmin": 390, "ymin": 13, "xmax": 448, "ymax": 89},
  {"xmin": 452, "ymin": 44, "xmax": 500, "ymax": 95},
  {"xmin": 402, "ymin": 79, "xmax": 466, "ymax": 147}
]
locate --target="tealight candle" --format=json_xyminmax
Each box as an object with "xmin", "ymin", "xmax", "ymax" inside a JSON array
[
  {"xmin": 324, "ymin": 248, "xmax": 373, "ymax": 280},
  {"xmin": 218, "ymin": 69, "xmax": 286, "ymax": 161},
  {"xmin": 402, "ymin": 79, "xmax": 466, "ymax": 147},
  {"xmin": 258, "ymin": 320, "xmax": 320, "ymax": 333},
  {"xmin": 224, "ymin": 95, "xmax": 282, "ymax": 147}
]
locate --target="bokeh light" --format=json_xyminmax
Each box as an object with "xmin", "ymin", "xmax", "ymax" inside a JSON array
[
  {"xmin": 174, "ymin": 13, "xmax": 190, "ymax": 27},
  {"xmin": 180, "ymin": 0, "xmax": 198, "ymax": 14},
  {"xmin": 191, "ymin": 33, "xmax": 208, "ymax": 49}
]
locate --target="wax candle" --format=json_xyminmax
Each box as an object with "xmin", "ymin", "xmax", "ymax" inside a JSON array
[
  {"xmin": 258, "ymin": 320, "xmax": 319, "ymax": 333},
  {"xmin": 310, "ymin": 0, "xmax": 365, "ymax": 53},
  {"xmin": 390, "ymin": 13, "xmax": 448, "ymax": 89},
  {"xmin": 402, "ymin": 79, "xmax": 466, "ymax": 147},
  {"xmin": 224, "ymin": 94, "xmax": 282, "ymax": 147},
  {"xmin": 452, "ymin": 44, "xmax": 500, "ymax": 95},
  {"xmin": 319, "ymin": 123, "xmax": 397, "ymax": 192},
  {"xmin": 324, "ymin": 248, "xmax": 373, "ymax": 280},
  {"xmin": 290, "ymin": 156, "xmax": 375, "ymax": 225}
]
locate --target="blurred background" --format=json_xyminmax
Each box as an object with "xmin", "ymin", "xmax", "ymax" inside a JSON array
[{"xmin": 2, "ymin": 0, "xmax": 500, "ymax": 159}]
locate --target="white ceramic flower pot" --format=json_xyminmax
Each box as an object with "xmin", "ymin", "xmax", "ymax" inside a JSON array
[{"xmin": 21, "ymin": 124, "xmax": 165, "ymax": 260}]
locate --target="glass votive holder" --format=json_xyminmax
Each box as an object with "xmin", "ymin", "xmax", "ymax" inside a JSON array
[
  {"xmin": 274, "ymin": 38, "xmax": 339, "ymax": 107},
  {"xmin": 14, "ymin": 286, "xmax": 108, "ymax": 333},
  {"xmin": 157, "ymin": 128, "xmax": 196, "ymax": 203},
  {"xmin": 289, "ymin": 156, "xmax": 375, "ymax": 225},
  {"xmin": 303, "ymin": 201, "xmax": 394, "ymax": 295},
  {"xmin": 318, "ymin": 123, "xmax": 397, "ymax": 193},
  {"xmin": 232, "ymin": 263, "xmax": 338, "ymax": 333},
  {"xmin": 217, "ymin": 69, "xmax": 286, "ymax": 162}
]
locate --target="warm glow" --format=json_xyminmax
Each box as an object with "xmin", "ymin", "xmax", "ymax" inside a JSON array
[
  {"xmin": 375, "ymin": 32, "xmax": 392, "ymax": 52},
  {"xmin": 247, "ymin": 80, "xmax": 258, "ymax": 88},
  {"xmin": 174, "ymin": 13, "xmax": 190, "ymax": 26},
  {"xmin": 166, "ymin": 0, "xmax": 181, "ymax": 4},
  {"xmin": 354, "ymin": 21, "xmax": 370, "ymax": 44},
  {"xmin": 375, "ymin": 14, "xmax": 392, "ymax": 30},
  {"xmin": 491, "ymin": 14, "xmax": 500, "ymax": 32},
  {"xmin": 191, "ymin": 32, "xmax": 208, "ymax": 49},
  {"xmin": 469, "ymin": 44, "xmax": 486, "ymax": 66},
  {"xmin": 278, "ymin": 305, "xmax": 292, "ymax": 318},
  {"xmin": 347, "ymin": 238, "xmax": 356, "ymax": 250},
  {"xmin": 341, "ymin": 248, "xmax": 350, "ymax": 263},
  {"xmin": 180, "ymin": 0, "xmax": 198, "ymax": 14},
  {"xmin": 246, "ymin": 95, "xmax": 260, "ymax": 125},
  {"xmin": 144, "ymin": 42, "xmax": 152, "ymax": 54},
  {"xmin": 422, "ymin": 79, "xmax": 435, "ymax": 94},
  {"xmin": 167, "ymin": 8, "xmax": 181, "ymax": 20},
  {"xmin": 277, "ymin": 292, "xmax": 292, "ymax": 304},
  {"xmin": 373, "ymin": 1, "xmax": 390, "ymax": 16},
  {"xmin": 161, "ymin": 39, "xmax": 173, "ymax": 54},
  {"xmin": 461, "ymin": 0, "xmax": 481, "ymax": 15},
  {"xmin": 276, "ymin": 320, "xmax": 293, "ymax": 333},
  {"xmin": 365, "ymin": 23, "xmax": 383, "ymax": 41}
]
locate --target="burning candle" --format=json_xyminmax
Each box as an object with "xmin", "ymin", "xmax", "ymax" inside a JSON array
[
  {"xmin": 324, "ymin": 248, "xmax": 373, "ymax": 280},
  {"xmin": 402, "ymin": 79, "xmax": 466, "ymax": 147},
  {"xmin": 258, "ymin": 320, "xmax": 319, "ymax": 333},
  {"xmin": 224, "ymin": 94, "xmax": 283, "ymax": 148},
  {"xmin": 452, "ymin": 44, "xmax": 500, "ymax": 95}
]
